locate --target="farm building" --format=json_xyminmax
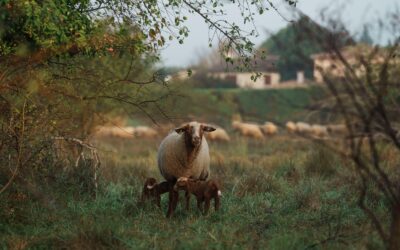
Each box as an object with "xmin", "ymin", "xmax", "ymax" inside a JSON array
[
  {"xmin": 311, "ymin": 45, "xmax": 383, "ymax": 83},
  {"xmin": 208, "ymin": 71, "xmax": 281, "ymax": 89},
  {"xmin": 206, "ymin": 54, "xmax": 283, "ymax": 89}
]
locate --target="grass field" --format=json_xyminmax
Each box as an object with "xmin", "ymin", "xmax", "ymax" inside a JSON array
[{"xmin": 0, "ymin": 134, "xmax": 391, "ymax": 249}]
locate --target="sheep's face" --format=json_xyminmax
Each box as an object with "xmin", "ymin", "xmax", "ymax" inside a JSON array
[{"xmin": 175, "ymin": 122, "xmax": 216, "ymax": 147}]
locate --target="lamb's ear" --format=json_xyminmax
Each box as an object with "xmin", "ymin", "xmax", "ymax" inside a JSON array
[
  {"xmin": 175, "ymin": 124, "xmax": 188, "ymax": 134},
  {"xmin": 202, "ymin": 124, "xmax": 216, "ymax": 132}
]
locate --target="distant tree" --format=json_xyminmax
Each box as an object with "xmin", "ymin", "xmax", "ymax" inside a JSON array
[
  {"xmin": 359, "ymin": 25, "xmax": 374, "ymax": 45},
  {"xmin": 260, "ymin": 16, "xmax": 354, "ymax": 81}
]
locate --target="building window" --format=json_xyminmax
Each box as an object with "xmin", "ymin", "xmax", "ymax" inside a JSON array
[
  {"xmin": 226, "ymin": 74, "xmax": 237, "ymax": 83},
  {"xmin": 264, "ymin": 75, "xmax": 271, "ymax": 85}
]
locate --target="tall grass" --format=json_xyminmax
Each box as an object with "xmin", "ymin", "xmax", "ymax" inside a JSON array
[{"xmin": 0, "ymin": 136, "xmax": 390, "ymax": 249}]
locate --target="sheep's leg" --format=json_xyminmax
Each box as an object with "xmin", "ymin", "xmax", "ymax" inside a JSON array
[
  {"xmin": 214, "ymin": 196, "xmax": 220, "ymax": 211},
  {"xmin": 173, "ymin": 190, "xmax": 179, "ymax": 210},
  {"xmin": 185, "ymin": 191, "xmax": 190, "ymax": 211},
  {"xmin": 197, "ymin": 198, "xmax": 203, "ymax": 213},
  {"xmin": 166, "ymin": 189, "xmax": 178, "ymax": 218},
  {"xmin": 204, "ymin": 198, "xmax": 211, "ymax": 214}
]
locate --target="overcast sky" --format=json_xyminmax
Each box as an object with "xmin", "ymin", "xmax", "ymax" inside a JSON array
[{"xmin": 159, "ymin": 0, "xmax": 398, "ymax": 68}]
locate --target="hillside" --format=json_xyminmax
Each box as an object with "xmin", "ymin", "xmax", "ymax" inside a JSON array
[{"xmin": 174, "ymin": 86, "xmax": 325, "ymax": 126}]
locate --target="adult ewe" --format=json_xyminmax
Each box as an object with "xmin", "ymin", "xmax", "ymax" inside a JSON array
[
  {"xmin": 327, "ymin": 124, "xmax": 348, "ymax": 136},
  {"xmin": 232, "ymin": 121, "xmax": 264, "ymax": 139},
  {"xmin": 205, "ymin": 126, "xmax": 230, "ymax": 142},
  {"xmin": 135, "ymin": 126, "xmax": 158, "ymax": 138},
  {"xmin": 295, "ymin": 122, "xmax": 312, "ymax": 135},
  {"xmin": 310, "ymin": 124, "xmax": 328, "ymax": 138},
  {"xmin": 286, "ymin": 121, "xmax": 297, "ymax": 133},
  {"xmin": 157, "ymin": 121, "xmax": 216, "ymax": 216},
  {"xmin": 260, "ymin": 122, "xmax": 278, "ymax": 136}
]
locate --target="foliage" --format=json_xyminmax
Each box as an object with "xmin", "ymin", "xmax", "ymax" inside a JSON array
[
  {"xmin": 303, "ymin": 11, "xmax": 400, "ymax": 248},
  {"xmin": 0, "ymin": 0, "xmax": 300, "ymax": 202}
]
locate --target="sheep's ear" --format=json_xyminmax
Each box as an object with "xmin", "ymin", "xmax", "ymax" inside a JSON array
[
  {"xmin": 202, "ymin": 125, "xmax": 216, "ymax": 132},
  {"xmin": 175, "ymin": 125, "xmax": 188, "ymax": 134}
]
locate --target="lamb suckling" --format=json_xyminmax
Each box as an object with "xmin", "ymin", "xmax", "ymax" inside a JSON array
[{"xmin": 173, "ymin": 177, "xmax": 221, "ymax": 214}]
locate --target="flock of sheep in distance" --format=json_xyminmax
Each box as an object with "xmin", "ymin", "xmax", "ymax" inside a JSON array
[{"xmin": 94, "ymin": 120, "xmax": 349, "ymax": 141}]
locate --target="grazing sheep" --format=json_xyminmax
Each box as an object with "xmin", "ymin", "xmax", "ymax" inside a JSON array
[
  {"xmin": 157, "ymin": 121, "xmax": 216, "ymax": 217},
  {"xmin": 260, "ymin": 122, "xmax": 278, "ymax": 135},
  {"xmin": 205, "ymin": 127, "xmax": 230, "ymax": 142},
  {"xmin": 311, "ymin": 124, "xmax": 328, "ymax": 138},
  {"xmin": 141, "ymin": 178, "xmax": 171, "ymax": 207},
  {"xmin": 232, "ymin": 121, "xmax": 264, "ymax": 139},
  {"xmin": 135, "ymin": 126, "xmax": 158, "ymax": 138},
  {"xmin": 123, "ymin": 126, "xmax": 135, "ymax": 138},
  {"xmin": 286, "ymin": 121, "xmax": 297, "ymax": 133},
  {"xmin": 174, "ymin": 177, "xmax": 221, "ymax": 214},
  {"xmin": 327, "ymin": 124, "xmax": 348, "ymax": 136},
  {"xmin": 94, "ymin": 126, "xmax": 134, "ymax": 139},
  {"xmin": 295, "ymin": 122, "xmax": 313, "ymax": 135}
]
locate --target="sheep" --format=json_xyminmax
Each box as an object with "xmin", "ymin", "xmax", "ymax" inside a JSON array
[
  {"xmin": 232, "ymin": 121, "xmax": 264, "ymax": 139},
  {"xmin": 295, "ymin": 122, "xmax": 313, "ymax": 135},
  {"xmin": 140, "ymin": 177, "xmax": 171, "ymax": 208},
  {"xmin": 310, "ymin": 124, "xmax": 328, "ymax": 138},
  {"xmin": 94, "ymin": 126, "xmax": 134, "ymax": 139},
  {"xmin": 173, "ymin": 177, "xmax": 221, "ymax": 214},
  {"xmin": 205, "ymin": 126, "xmax": 230, "ymax": 142},
  {"xmin": 327, "ymin": 124, "xmax": 348, "ymax": 136},
  {"xmin": 135, "ymin": 126, "xmax": 158, "ymax": 138},
  {"xmin": 157, "ymin": 121, "xmax": 216, "ymax": 217},
  {"xmin": 260, "ymin": 122, "xmax": 278, "ymax": 135},
  {"xmin": 124, "ymin": 126, "xmax": 135, "ymax": 136},
  {"xmin": 286, "ymin": 121, "xmax": 297, "ymax": 133}
]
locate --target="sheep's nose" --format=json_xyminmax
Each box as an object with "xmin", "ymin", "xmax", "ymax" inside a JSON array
[{"xmin": 192, "ymin": 136, "xmax": 200, "ymax": 145}]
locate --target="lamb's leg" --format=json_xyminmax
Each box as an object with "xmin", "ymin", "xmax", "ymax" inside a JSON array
[
  {"xmin": 214, "ymin": 195, "xmax": 220, "ymax": 211},
  {"xmin": 185, "ymin": 191, "xmax": 190, "ymax": 211},
  {"xmin": 197, "ymin": 197, "xmax": 203, "ymax": 213},
  {"xmin": 204, "ymin": 198, "xmax": 211, "ymax": 214}
]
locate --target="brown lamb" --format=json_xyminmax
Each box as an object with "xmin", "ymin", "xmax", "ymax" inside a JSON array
[
  {"xmin": 141, "ymin": 177, "xmax": 171, "ymax": 207},
  {"xmin": 173, "ymin": 177, "xmax": 222, "ymax": 214}
]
